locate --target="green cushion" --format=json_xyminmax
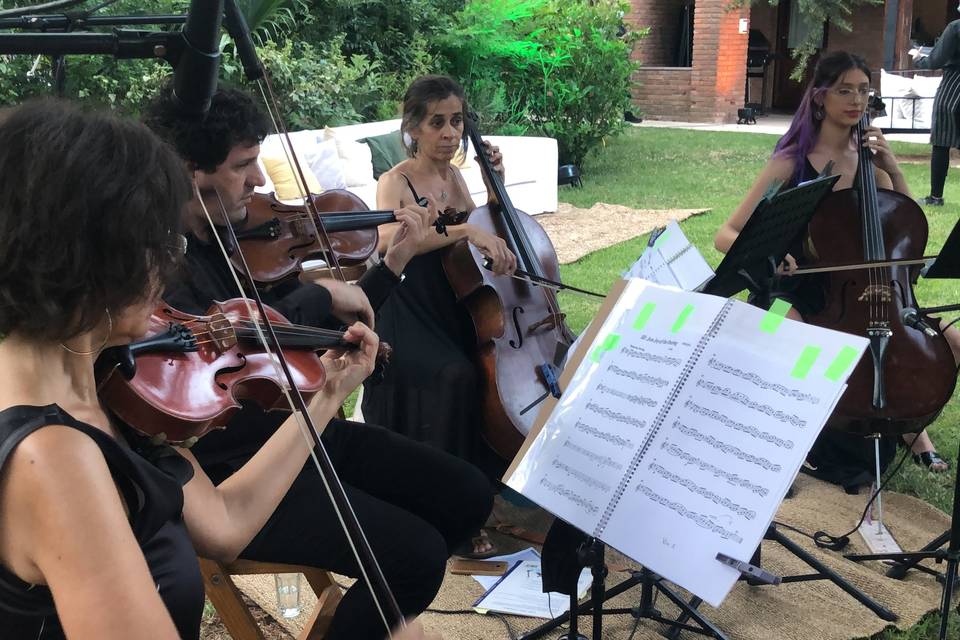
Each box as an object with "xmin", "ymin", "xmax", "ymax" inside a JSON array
[{"xmin": 360, "ymin": 130, "xmax": 407, "ymax": 179}]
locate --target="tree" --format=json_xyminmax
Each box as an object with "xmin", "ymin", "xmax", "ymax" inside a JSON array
[{"xmin": 741, "ymin": 0, "xmax": 884, "ymax": 78}]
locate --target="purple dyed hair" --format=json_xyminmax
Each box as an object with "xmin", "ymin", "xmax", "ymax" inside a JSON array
[{"xmin": 773, "ymin": 51, "xmax": 872, "ymax": 182}]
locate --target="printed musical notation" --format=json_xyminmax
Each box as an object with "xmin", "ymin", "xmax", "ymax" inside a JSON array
[{"xmin": 507, "ymin": 280, "xmax": 867, "ymax": 607}]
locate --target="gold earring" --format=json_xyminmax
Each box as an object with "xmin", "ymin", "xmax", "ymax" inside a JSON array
[{"xmin": 60, "ymin": 308, "xmax": 113, "ymax": 356}]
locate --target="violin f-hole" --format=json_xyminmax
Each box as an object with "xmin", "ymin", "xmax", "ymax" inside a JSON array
[
  {"xmin": 216, "ymin": 353, "xmax": 247, "ymax": 389},
  {"xmin": 509, "ymin": 306, "xmax": 525, "ymax": 349}
]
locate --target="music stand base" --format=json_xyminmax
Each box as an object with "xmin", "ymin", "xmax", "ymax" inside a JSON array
[
  {"xmin": 844, "ymin": 436, "xmax": 960, "ymax": 639},
  {"xmin": 518, "ymin": 540, "xmax": 728, "ymax": 640}
]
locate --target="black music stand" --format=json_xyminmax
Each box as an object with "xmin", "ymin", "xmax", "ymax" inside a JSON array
[
  {"xmin": 841, "ymin": 218, "xmax": 960, "ymax": 640},
  {"xmin": 519, "ymin": 537, "xmax": 729, "ymax": 640},
  {"xmin": 922, "ymin": 216, "xmax": 960, "ymax": 280},
  {"xmin": 703, "ymin": 173, "xmax": 840, "ymax": 299}
]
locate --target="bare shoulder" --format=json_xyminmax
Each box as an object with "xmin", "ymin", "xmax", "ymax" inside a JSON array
[
  {"xmin": 0, "ymin": 425, "xmax": 114, "ymax": 582},
  {"xmin": 765, "ymin": 154, "xmax": 797, "ymax": 181},
  {"xmin": 3, "ymin": 425, "xmax": 111, "ymax": 502}
]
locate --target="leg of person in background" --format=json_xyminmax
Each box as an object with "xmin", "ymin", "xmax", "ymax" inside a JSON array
[
  {"xmin": 904, "ymin": 319, "xmax": 960, "ymax": 473},
  {"xmin": 919, "ymin": 145, "xmax": 950, "ymax": 206}
]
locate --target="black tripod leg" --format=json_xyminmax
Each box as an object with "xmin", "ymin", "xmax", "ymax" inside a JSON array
[
  {"xmin": 519, "ymin": 574, "xmax": 643, "ymax": 640},
  {"xmin": 885, "ymin": 530, "xmax": 951, "ymax": 579},
  {"xmin": 654, "ymin": 581, "xmax": 730, "ymax": 640},
  {"xmin": 591, "ymin": 540, "xmax": 606, "ymax": 640},
  {"xmin": 769, "ymin": 527, "xmax": 898, "ymax": 622},
  {"xmin": 939, "ymin": 559, "xmax": 958, "ymax": 640},
  {"xmin": 939, "ymin": 436, "xmax": 960, "ymax": 640},
  {"xmin": 662, "ymin": 595, "xmax": 705, "ymax": 640}
]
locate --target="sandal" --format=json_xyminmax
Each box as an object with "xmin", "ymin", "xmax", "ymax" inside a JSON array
[
  {"xmin": 453, "ymin": 530, "xmax": 499, "ymax": 559},
  {"xmin": 494, "ymin": 523, "xmax": 547, "ymax": 546},
  {"xmin": 914, "ymin": 450, "xmax": 950, "ymax": 473}
]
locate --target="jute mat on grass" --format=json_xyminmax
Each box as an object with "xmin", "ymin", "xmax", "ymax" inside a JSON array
[
  {"xmin": 539, "ymin": 202, "xmax": 709, "ymax": 264},
  {"xmin": 228, "ymin": 473, "xmax": 953, "ymax": 640}
]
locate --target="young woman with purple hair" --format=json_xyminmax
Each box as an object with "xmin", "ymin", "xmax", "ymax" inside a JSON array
[{"xmin": 715, "ymin": 51, "xmax": 954, "ymax": 479}]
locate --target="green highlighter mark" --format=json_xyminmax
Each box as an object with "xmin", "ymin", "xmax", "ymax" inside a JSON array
[
  {"xmin": 590, "ymin": 333, "xmax": 622, "ymax": 363},
  {"xmin": 760, "ymin": 298, "xmax": 792, "ymax": 334},
  {"xmin": 824, "ymin": 346, "xmax": 860, "ymax": 382},
  {"xmin": 671, "ymin": 305, "xmax": 695, "ymax": 333},
  {"xmin": 633, "ymin": 303, "xmax": 657, "ymax": 331},
  {"xmin": 791, "ymin": 346, "xmax": 821, "ymax": 380}
]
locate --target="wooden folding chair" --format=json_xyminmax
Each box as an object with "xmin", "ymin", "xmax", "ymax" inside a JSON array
[{"xmin": 199, "ymin": 558, "xmax": 343, "ymax": 640}]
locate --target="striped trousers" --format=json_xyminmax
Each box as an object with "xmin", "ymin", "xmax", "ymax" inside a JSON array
[{"xmin": 931, "ymin": 67, "xmax": 960, "ymax": 147}]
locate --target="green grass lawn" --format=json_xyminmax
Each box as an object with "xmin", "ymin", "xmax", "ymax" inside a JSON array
[{"xmin": 555, "ymin": 127, "xmax": 960, "ymax": 640}]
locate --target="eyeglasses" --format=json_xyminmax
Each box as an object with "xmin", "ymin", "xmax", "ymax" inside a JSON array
[{"xmin": 829, "ymin": 87, "xmax": 871, "ymax": 101}]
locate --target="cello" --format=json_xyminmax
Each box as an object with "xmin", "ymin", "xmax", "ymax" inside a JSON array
[
  {"xmin": 442, "ymin": 116, "xmax": 576, "ymax": 460},
  {"xmin": 803, "ymin": 110, "xmax": 958, "ymax": 436}
]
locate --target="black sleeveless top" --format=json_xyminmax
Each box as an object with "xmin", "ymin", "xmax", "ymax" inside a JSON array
[{"xmin": 0, "ymin": 404, "xmax": 203, "ymax": 639}]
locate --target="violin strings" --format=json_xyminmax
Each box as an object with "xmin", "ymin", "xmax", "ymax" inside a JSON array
[
  {"xmin": 255, "ymin": 75, "xmax": 398, "ymax": 632},
  {"xmin": 173, "ymin": 317, "xmax": 350, "ymax": 339}
]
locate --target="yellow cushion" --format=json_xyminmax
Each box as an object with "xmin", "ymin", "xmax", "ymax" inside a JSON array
[{"xmin": 260, "ymin": 154, "xmax": 323, "ymax": 200}]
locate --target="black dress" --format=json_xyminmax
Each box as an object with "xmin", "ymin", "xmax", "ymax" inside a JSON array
[
  {"xmin": 0, "ymin": 404, "xmax": 202, "ymax": 639},
  {"xmin": 746, "ymin": 157, "xmax": 826, "ymax": 319},
  {"xmin": 361, "ymin": 177, "xmax": 497, "ymax": 473}
]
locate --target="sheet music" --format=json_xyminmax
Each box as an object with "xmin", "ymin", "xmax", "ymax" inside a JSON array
[
  {"xmin": 507, "ymin": 280, "xmax": 867, "ymax": 606},
  {"xmin": 624, "ymin": 220, "xmax": 715, "ymax": 291}
]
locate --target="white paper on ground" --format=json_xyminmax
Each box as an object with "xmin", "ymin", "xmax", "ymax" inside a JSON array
[{"xmin": 473, "ymin": 559, "xmax": 592, "ymax": 618}]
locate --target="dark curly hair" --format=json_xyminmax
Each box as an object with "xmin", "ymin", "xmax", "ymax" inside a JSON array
[
  {"xmin": 400, "ymin": 75, "xmax": 471, "ymax": 158},
  {"xmin": 0, "ymin": 99, "xmax": 191, "ymax": 342},
  {"xmin": 142, "ymin": 81, "xmax": 271, "ymax": 172}
]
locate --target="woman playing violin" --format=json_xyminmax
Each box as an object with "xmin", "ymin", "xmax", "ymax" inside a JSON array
[
  {"xmin": 144, "ymin": 84, "xmax": 493, "ymax": 639},
  {"xmin": 361, "ymin": 75, "xmax": 518, "ymax": 558},
  {"xmin": 0, "ymin": 100, "xmax": 379, "ymax": 639},
  {"xmin": 715, "ymin": 51, "xmax": 957, "ymax": 481}
]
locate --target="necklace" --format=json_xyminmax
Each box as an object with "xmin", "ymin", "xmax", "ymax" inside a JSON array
[{"xmin": 440, "ymin": 190, "xmax": 448, "ymax": 202}]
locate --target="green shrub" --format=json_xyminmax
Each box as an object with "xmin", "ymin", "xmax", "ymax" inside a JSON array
[
  {"xmin": 222, "ymin": 36, "xmax": 390, "ymax": 127},
  {"xmin": 439, "ymin": 0, "xmax": 641, "ymax": 168}
]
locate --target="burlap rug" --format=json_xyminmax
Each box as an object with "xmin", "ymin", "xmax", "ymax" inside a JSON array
[
  {"xmin": 538, "ymin": 203, "xmax": 709, "ymax": 264},
  {"xmin": 229, "ymin": 473, "xmax": 953, "ymax": 640}
]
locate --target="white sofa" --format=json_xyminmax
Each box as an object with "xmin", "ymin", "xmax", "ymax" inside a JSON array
[
  {"xmin": 874, "ymin": 69, "xmax": 941, "ymax": 131},
  {"xmin": 256, "ymin": 118, "xmax": 559, "ymax": 215}
]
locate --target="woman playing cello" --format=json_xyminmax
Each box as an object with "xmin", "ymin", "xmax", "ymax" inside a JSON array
[
  {"xmin": 362, "ymin": 75, "xmax": 518, "ymax": 557},
  {"xmin": 715, "ymin": 51, "xmax": 958, "ymax": 483}
]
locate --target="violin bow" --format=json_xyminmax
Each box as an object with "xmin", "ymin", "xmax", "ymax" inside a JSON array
[
  {"xmin": 223, "ymin": 0, "xmax": 347, "ymax": 282},
  {"xmin": 209, "ymin": 2, "xmax": 404, "ymax": 633}
]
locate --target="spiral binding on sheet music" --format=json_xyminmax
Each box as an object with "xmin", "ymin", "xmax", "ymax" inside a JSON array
[{"xmin": 593, "ymin": 298, "xmax": 736, "ymax": 537}]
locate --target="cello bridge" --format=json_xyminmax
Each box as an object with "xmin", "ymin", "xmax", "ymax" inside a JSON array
[{"xmin": 858, "ymin": 285, "xmax": 892, "ymax": 303}]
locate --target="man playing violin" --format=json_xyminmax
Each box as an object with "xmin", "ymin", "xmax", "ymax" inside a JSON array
[{"xmin": 144, "ymin": 84, "xmax": 493, "ymax": 640}]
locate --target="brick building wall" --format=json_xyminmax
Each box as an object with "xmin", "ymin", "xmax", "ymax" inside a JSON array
[
  {"xmin": 690, "ymin": 1, "xmax": 750, "ymax": 122},
  {"xmin": 630, "ymin": 0, "xmax": 910, "ymax": 119},
  {"xmin": 627, "ymin": 0, "xmax": 688, "ymax": 67},
  {"xmin": 629, "ymin": 0, "xmax": 750, "ymax": 123},
  {"xmin": 825, "ymin": 5, "xmax": 885, "ymax": 78},
  {"xmin": 632, "ymin": 67, "xmax": 692, "ymax": 119}
]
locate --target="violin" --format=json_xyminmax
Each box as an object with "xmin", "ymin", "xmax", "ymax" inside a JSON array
[
  {"xmin": 441, "ymin": 116, "xmax": 576, "ymax": 459},
  {"xmin": 96, "ymin": 298, "xmax": 388, "ymax": 445},
  {"xmin": 803, "ymin": 111, "xmax": 958, "ymax": 436},
  {"xmin": 229, "ymin": 191, "xmax": 455, "ymax": 285},
  {"xmin": 228, "ymin": 191, "xmax": 395, "ymax": 284}
]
